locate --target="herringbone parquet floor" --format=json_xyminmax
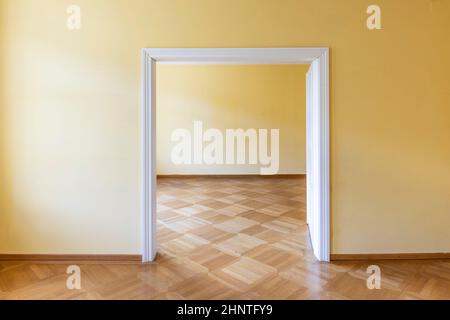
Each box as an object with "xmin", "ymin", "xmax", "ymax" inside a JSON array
[{"xmin": 1, "ymin": 176, "xmax": 450, "ymax": 300}]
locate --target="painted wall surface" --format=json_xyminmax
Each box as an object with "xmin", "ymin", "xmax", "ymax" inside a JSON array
[
  {"xmin": 156, "ymin": 64, "xmax": 308, "ymax": 175},
  {"xmin": 0, "ymin": 0, "xmax": 449, "ymax": 254}
]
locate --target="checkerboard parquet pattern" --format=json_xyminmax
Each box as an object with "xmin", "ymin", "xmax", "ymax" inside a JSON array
[
  {"xmin": 157, "ymin": 176, "xmax": 311, "ymax": 264},
  {"xmin": 1, "ymin": 176, "xmax": 450, "ymax": 300}
]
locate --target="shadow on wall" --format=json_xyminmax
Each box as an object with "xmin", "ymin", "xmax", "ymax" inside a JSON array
[
  {"xmin": 0, "ymin": 0, "xmax": 12, "ymax": 250},
  {"xmin": 0, "ymin": 1, "xmax": 141, "ymax": 254}
]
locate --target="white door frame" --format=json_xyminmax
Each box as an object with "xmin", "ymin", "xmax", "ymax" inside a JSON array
[{"xmin": 141, "ymin": 48, "xmax": 330, "ymax": 262}]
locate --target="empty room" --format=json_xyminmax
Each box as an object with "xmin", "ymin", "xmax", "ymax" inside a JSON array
[
  {"xmin": 155, "ymin": 63, "xmax": 313, "ymax": 296},
  {"xmin": 0, "ymin": 0, "xmax": 449, "ymax": 309}
]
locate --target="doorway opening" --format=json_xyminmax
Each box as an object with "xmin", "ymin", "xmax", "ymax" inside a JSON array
[{"xmin": 141, "ymin": 48, "xmax": 330, "ymax": 263}]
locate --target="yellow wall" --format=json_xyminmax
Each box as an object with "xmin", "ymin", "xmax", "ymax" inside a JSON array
[
  {"xmin": 0, "ymin": 0, "xmax": 449, "ymax": 254},
  {"xmin": 157, "ymin": 64, "xmax": 308, "ymax": 175}
]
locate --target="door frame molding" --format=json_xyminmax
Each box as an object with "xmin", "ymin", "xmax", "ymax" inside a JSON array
[{"xmin": 141, "ymin": 48, "xmax": 330, "ymax": 262}]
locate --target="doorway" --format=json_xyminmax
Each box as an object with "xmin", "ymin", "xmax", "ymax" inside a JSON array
[{"xmin": 141, "ymin": 48, "xmax": 330, "ymax": 263}]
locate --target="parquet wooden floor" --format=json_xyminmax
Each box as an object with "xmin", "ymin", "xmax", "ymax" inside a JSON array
[{"xmin": 1, "ymin": 176, "xmax": 450, "ymax": 300}]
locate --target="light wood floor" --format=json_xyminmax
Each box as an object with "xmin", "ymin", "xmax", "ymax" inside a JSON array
[{"xmin": 1, "ymin": 176, "xmax": 450, "ymax": 300}]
